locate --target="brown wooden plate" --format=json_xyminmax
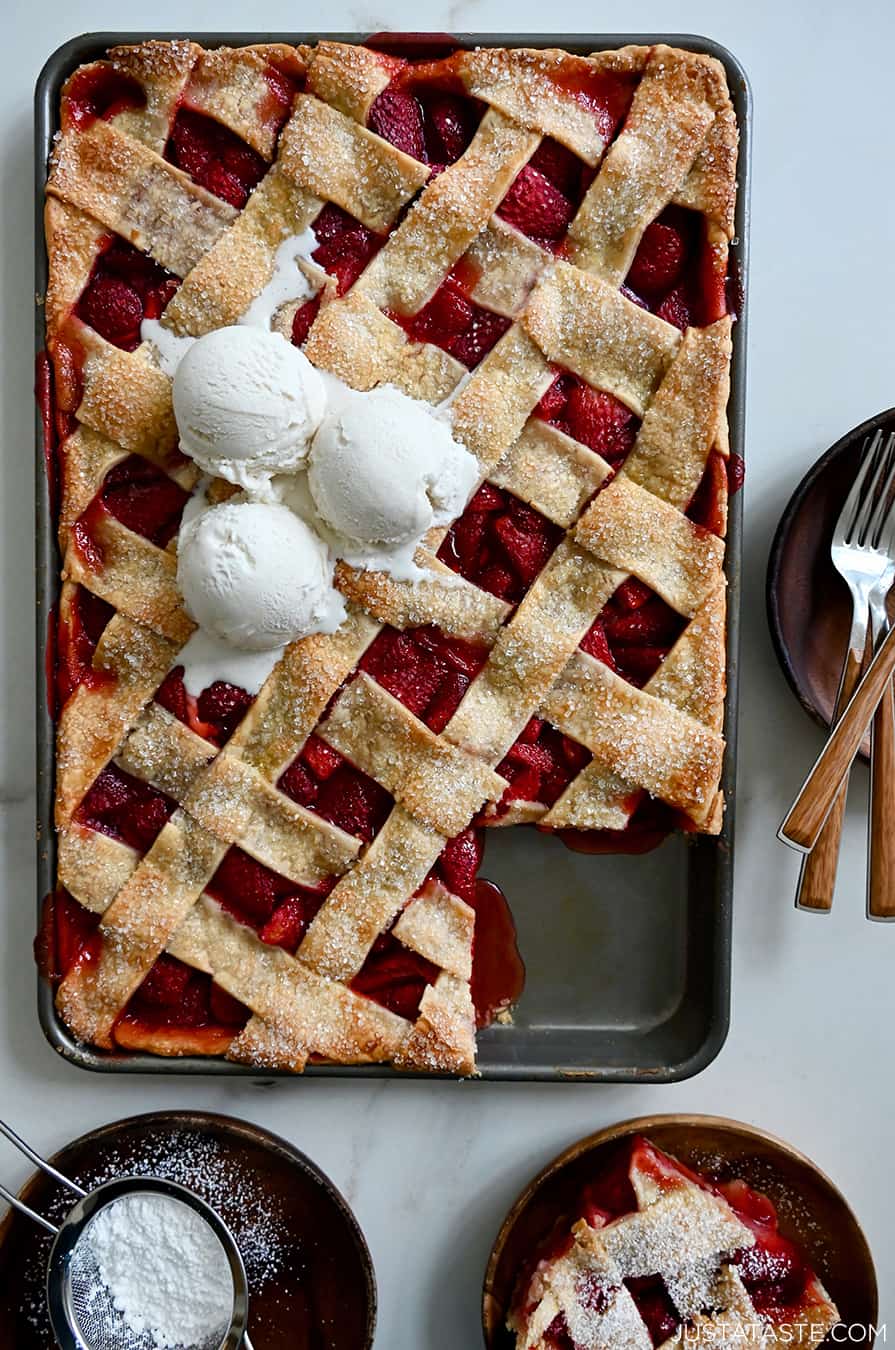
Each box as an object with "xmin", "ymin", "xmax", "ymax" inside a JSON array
[
  {"xmin": 767, "ymin": 409, "xmax": 895, "ymax": 761},
  {"xmin": 0, "ymin": 1110, "xmax": 376, "ymax": 1349},
  {"xmin": 482, "ymin": 1113, "xmax": 878, "ymax": 1347}
]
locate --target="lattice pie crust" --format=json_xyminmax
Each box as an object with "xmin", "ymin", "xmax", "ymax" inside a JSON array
[{"xmin": 44, "ymin": 39, "xmax": 738, "ymax": 1073}]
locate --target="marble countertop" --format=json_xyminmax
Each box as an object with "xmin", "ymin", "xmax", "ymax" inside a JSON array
[{"xmin": 2, "ymin": 1, "xmax": 893, "ymax": 1343}]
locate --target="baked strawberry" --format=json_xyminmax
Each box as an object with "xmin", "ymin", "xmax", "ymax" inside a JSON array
[
  {"xmin": 260, "ymin": 894, "xmax": 322, "ymax": 950},
  {"xmin": 196, "ymin": 681, "xmax": 253, "ymax": 740},
  {"xmin": 469, "ymin": 482, "xmax": 505, "ymax": 512},
  {"xmin": 443, "ymin": 509, "xmax": 487, "ymax": 575},
  {"xmin": 424, "ymin": 669, "xmax": 469, "ymax": 732},
  {"xmin": 351, "ymin": 936, "xmax": 436, "ymax": 1020},
  {"xmin": 291, "ymin": 294, "xmax": 321, "ymax": 346},
  {"xmin": 437, "ymin": 827, "xmax": 483, "ymax": 902},
  {"xmin": 580, "ymin": 619, "xmax": 619, "ymax": 671},
  {"xmin": 447, "ymin": 307, "xmax": 510, "ymax": 367},
  {"xmin": 536, "ymin": 372, "xmax": 572, "ymax": 423},
  {"xmin": 203, "ymin": 164, "xmax": 247, "ymax": 209},
  {"xmin": 656, "ymin": 285, "xmax": 693, "ymax": 331},
  {"xmin": 50, "ymin": 892, "xmax": 100, "ymax": 978},
  {"xmin": 612, "ymin": 645, "xmax": 668, "ymax": 685},
  {"xmin": 426, "ymin": 94, "xmax": 477, "ymax": 162},
  {"xmin": 167, "ymin": 109, "xmax": 265, "ymax": 206},
  {"xmin": 316, "ymin": 766, "xmax": 392, "ymax": 842},
  {"xmin": 529, "ymin": 138, "xmax": 583, "ymax": 197},
  {"xmin": 501, "ymin": 763, "xmax": 541, "ymax": 804},
  {"xmin": 86, "ymin": 764, "xmax": 133, "ymax": 816},
  {"xmin": 494, "ymin": 512, "xmax": 555, "ymax": 584},
  {"xmin": 368, "ymin": 88, "xmax": 426, "ymax": 160},
  {"xmin": 279, "ymin": 758, "xmax": 319, "ymax": 807},
  {"xmin": 361, "ymin": 631, "xmax": 446, "ymax": 715},
  {"xmin": 613, "ymin": 578, "xmax": 654, "ymax": 610},
  {"xmin": 412, "ymin": 280, "xmax": 474, "ymax": 339},
  {"xmin": 209, "ymin": 847, "xmax": 278, "ymax": 924},
  {"xmin": 477, "ymin": 562, "xmax": 515, "ymax": 600},
  {"xmin": 565, "ymin": 384, "xmax": 637, "ymax": 462},
  {"xmin": 624, "ymin": 1278, "xmax": 680, "ymax": 1345},
  {"xmin": 137, "ymin": 955, "xmax": 192, "ymax": 1007},
  {"xmin": 81, "ymin": 275, "xmax": 143, "ymax": 345},
  {"xmin": 519, "ymin": 716, "xmax": 544, "ymax": 744},
  {"xmin": 100, "ymin": 456, "xmax": 188, "ymax": 546},
  {"xmin": 505, "ymin": 739, "xmax": 556, "ymax": 773},
  {"xmin": 415, "ymin": 628, "xmax": 487, "ymax": 677},
  {"xmin": 497, "ymin": 165, "xmax": 575, "ymax": 242},
  {"xmin": 626, "ymin": 220, "xmax": 687, "ymax": 299},
  {"xmin": 209, "ymin": 982, "xmax": 249, "ymax": 1025},
  {"xmin": 561, "ymin": 734, "xmax": 590, "ymax": 772},
  {"xmin": 301, "ymin": 733, "xmax": 343, "ymax": 782},
  {"xmin": 124, "ymin": 793, "xmax": 171, "ymax": 851},
  {"xmin": 602, "ymin": 599, "xmax": 680, "ymax": 646}
]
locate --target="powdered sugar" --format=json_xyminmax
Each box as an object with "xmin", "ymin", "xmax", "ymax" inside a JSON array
[{"xmin": 75, "ymin": 1192, "xmax": 233, "ymax": 1349}]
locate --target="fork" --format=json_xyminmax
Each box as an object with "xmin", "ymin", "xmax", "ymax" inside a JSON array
[
  {"xmin": 866, "ymin": 450, "xmax": 895, "ymax": 918},
  {"xmin": 793, "ymin": 430, "xmax": 895, "ymax": 911}
]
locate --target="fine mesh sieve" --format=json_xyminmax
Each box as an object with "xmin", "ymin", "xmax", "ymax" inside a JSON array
[{"xmin": 0, "ymin": 1120, "xmax": 254, "ymax": 1350}]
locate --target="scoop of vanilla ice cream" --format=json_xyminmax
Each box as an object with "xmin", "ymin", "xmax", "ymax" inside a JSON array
[
  {"xmin": 307, "ymin": 384, "xmax": 479, "ymax": 548},
  {"xmin": 177, "ymin": 499, "xmax": 343, "ymax": 651},
  {"xmin": 172, "ymin": 326, "xmax": 325, "ymax": 490}
]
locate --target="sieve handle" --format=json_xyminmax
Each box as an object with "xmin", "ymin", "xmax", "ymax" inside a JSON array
[
  {"xmin": 0, "ymin": 1180, "xmax": 59, "ymax": 1235},
  {"xmin": 0, "ymin": 1119, "xmax": 86, "ymax": 1198}
]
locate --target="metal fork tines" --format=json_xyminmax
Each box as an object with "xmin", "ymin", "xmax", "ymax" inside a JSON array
[{"xmin": 794, "ymin": 428, "xmax": 895, "ymax": 912}]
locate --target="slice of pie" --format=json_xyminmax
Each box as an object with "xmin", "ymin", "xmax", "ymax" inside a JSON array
[
  {"xmin": 508, "ymin": 1137, "xmax": 840, "ymax": 1349},
  {"xmin": 40, "ymin": 38, "xmax": 739, "ymax": 1072}
]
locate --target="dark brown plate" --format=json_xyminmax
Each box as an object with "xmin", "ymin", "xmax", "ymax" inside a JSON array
[
  {"xmin": 767, "ymin": 409, "xmax": 895, "ymax": 761},
  {"xmin": 0, "ymin": 1110, "xmax": 376, "ymax": 1349},
  {"xmin": 482, "ymin": 1113, "xmax": 878, "ymax": 1348}
]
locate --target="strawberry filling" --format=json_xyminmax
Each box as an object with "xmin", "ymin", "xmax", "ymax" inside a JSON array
[
  {"xmin": 496, "ymin": 161, "xmax": 579, "ymax": 250},
  {"xmin": 359, "ymin": 625, "xmax": 489, "ymax": 730},
  {"xmin": 279, "ymin": 741, "xmax": 394, "ymax": 844},
  {"xmin": 391, "ymin": 264, "xmax": 511, "ymax": 368},
  {"xmin": 98, "ymin": 455, "xmax": 189, "ymax": 545},
  {"xmin": 165, "ymin": 108, "xmax": 268, "ymax": 209},
  {"xmin": 75, "ymin": 763, "xmax": 175, "ymax": 852},
  {"xmin": 534, "ymin": 372, "xmax": 640, "ymax": 466},
  {"xmin": 55, "ymin": 585, "xmax": 115, "ymax": 708},
  {"xmin": 155, "ymin": 667, "xmax": 253, "ymax": 746},
  {"xmin": 367, "ymin": 82, "xmax": 484, "ymax": 169},
  {"xmin": 438, "ymin": 484, "xmax": 564, "ymax": 603},
  {"xmin": 310, "ymin": 201, "xmax": 385, "ymax": 296},
  {"xmin": 624, "ymin": 205, "xmax": 727, "ymax": 330},
  {"xmin": 581, "ymin": 581, "xmax": 687, "ymax": 689},
  {"xmin": 494, "ymin": 718, "xmax": 591, "ymax": 813},
  {"xmin": 35, "ymin": 891, "xmax": 102, "ymax": 982},
  {"xmin": 75, "ymin": 238, "xmax": 180, "ymax": 350},
  {"xmin": 720, "ymin": 1179, "xmax": 816, "ymax": 1322},
  {"xmin": 71, "ymin": 456, "xmax": 189, "ymax": 576},
  {"xmin": 63, "ymin": 64, "xmax": 146, "ymax": 130},
  {"xmin": 123, "ymin": 955, "xmax": 251, "ymax": 1033},
  {"xmin": 515, "ymin": 1138, "xmax": 831, "ymax": 1347}
]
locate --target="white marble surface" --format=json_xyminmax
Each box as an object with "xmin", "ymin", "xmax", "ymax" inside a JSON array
[{"xmin": 2, "ymin": 0, "xmax": 894, "ymax": 1342}]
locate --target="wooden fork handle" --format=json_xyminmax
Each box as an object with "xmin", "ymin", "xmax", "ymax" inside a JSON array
[
  {"xmin": 869, "ymin": 677, "xmax": 895, "ymax": 918},
  {"xmin": 780, "ymin": 623, "xmax": 895, "ymax": 851},
  {"xmin": 795, "ymin": 646, "xmax": 864, "ymax": 911}
]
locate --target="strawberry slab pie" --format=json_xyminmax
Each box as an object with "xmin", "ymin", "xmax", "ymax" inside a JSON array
[
  {"xmin": 508, "ymin": 1138, "xmax": 840, "ymax": 1349},
  {"xmin": 39, "ymin": 36, "xmax": 741, "ymax": 1075}
]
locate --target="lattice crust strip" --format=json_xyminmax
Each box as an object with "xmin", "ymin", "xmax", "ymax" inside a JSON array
[{"xmin": 45, "ymin": 37, "xmax": 738, "ymax": 1072}]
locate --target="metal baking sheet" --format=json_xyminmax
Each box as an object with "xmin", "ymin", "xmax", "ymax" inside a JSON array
[{"xmin": 34, "ymin": 32, "xmax": 750, "ymax": 1081}]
